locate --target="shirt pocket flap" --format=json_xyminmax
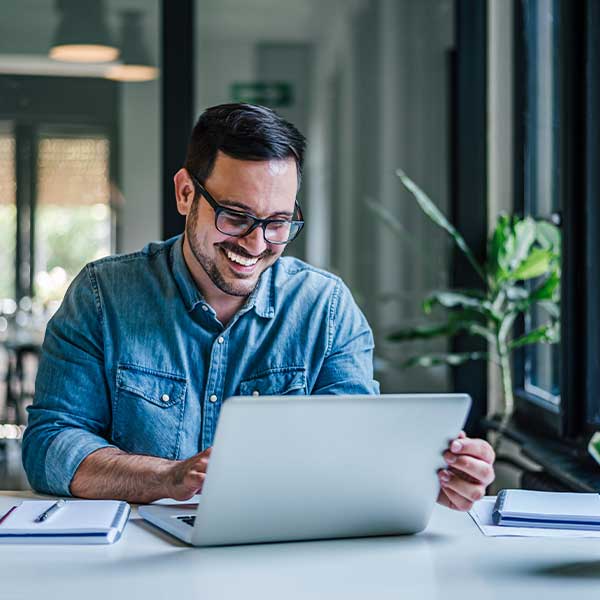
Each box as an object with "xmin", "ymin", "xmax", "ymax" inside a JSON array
[
  {"xmin": 116, "ymin": 365, "xmax": 187, "ymax": 408},
  {"xmin": 239, "ymin": 367, "xmax": 307, "ymax": 396}
]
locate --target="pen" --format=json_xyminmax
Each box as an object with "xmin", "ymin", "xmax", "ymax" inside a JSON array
[
  {"xmin": 0, "ymin": 505, "xmax": 17, "ymax": 525},
  {"xmin": 34, "ymin": 499, "xmax": 66, "ymax": 523}
]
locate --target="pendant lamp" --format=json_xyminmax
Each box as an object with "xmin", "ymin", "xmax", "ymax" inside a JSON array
[
  {"xmin": 50, "ymin": 0, "xmax": 119, "ymax": 63},
  {"xmin": 106, "ymin": 11, "xmax": 159, "ymax": 82}
]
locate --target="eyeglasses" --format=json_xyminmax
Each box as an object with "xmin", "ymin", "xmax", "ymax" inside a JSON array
[{"xmin": 188, "ymin": 172, "xmax": 305, "ymax": 245}]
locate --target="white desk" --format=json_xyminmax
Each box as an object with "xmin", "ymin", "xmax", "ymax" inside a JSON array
[{"xmin": 2, "ymin": 491, "xmax": 600, "ymax": 600}]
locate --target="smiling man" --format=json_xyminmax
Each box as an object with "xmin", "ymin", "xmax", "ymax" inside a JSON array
[{"xmin": 22, "ymin": 103, "xmax": 494, "ymax": 509}]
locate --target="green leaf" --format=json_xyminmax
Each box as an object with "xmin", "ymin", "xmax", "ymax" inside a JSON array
[
  {"xmin": 388, "ymin": 312, "xmax": 495, "ymax": 343},
  {"xmin": 536, "ymin": 221, "xmax": 561, "ymax": 256},
  {"xmin": 538, "ymin": 301, "xmax": 560, "ymax": 319},
  {"xmin": 423, "ymin": 291, "xmax": 497, "ymax": 320},
  {"xmin": 488, "ymin": 214, "xmax": 514, "ymax": 280},
  {"xmin": 365, "ymin": 198, "xmax": 414, "ymax": 239},
  {"xmin": 508, "ymin": 217, "xmax": 537, "ymax": 271},
  {"xmin": 512, "ymin": 248, "xmax": 553, "ymax": 280},
  {"xmin": 387, "ymin": 322, "xmax": 457, "ymax": 342},
  {"xmin": 530, "ymin": 270, "xmax": 560, "ymax": 301},
  {"xmin": 403, "ymin": 351, "xmax": 489, "ymax": 368},
  {"xmin": 396, "ymin": 169, "xmax": 486, "ymax": 282},
  {"xmin": 509, "ymin": 322, "xmax": 560, "ymax": 350},
  {"xmin": 505, "ymin": 286, "xmax": 530, "ymax": 301}
]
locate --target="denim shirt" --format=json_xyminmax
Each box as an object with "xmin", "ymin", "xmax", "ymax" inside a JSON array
[{"xmin": 22, "ymin": 235, "xmax": 379, "ymax": 496}]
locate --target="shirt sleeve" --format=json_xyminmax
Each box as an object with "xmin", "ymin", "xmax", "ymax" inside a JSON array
[
  {"xmin": 21, "ymin": 264, "xmax": 117, "ymax": 496},
  {"xmin": 311, "ymin": 279, "xmax": 380, "ymax": 395}
]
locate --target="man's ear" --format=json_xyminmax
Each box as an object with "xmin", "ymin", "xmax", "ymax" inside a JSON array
[{"xmin": 174, "ymin": 168, "xmax": 195, "ymax": 216}]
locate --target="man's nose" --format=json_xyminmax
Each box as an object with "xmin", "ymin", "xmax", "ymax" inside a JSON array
[{"xmin": 238, "ymin": 226, "xmax": 267, "ymax": 256}]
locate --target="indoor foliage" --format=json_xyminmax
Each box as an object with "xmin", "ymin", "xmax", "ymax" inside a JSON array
[{"xmin": 375, "ymin": 170, "xmax": 561, "ymax": 424}]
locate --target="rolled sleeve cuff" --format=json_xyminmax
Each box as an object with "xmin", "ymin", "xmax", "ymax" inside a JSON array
[{"xmin": 44, "ymin": 429, "xmax": 117, "ymax": 496}]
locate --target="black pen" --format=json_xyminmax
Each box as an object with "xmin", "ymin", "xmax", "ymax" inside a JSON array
[{"xmin": 34, "ymin": 499, "xmax": 66, "ymax": 523}]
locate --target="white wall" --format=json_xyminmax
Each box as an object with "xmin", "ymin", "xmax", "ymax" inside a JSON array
[
  {"xmin": 116, "ymin": 0, "xmax": 161, "ymax": 253},
  {"xmin": 308, "ymin": 0, "xmax": 454, "ymax": 393},
  {"xmin": 487, "ymin": 0, "xmax": 514, "ymax": 416},
  {"xmin": 194, "ymin": 3, "xmax": 314, "ymax": 262}
]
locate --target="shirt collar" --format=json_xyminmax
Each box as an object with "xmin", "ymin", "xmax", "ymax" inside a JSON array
[{"xmin": 171, "ymin": 235, "xmax": 275, "ymax": 319}]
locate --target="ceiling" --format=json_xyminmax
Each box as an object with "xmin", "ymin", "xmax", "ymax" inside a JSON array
[{"xmin": 0, "ymin": 0, "xmax": 333, "ymax": 76}]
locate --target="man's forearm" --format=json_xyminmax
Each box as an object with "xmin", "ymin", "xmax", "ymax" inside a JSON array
[{"xmin": 70, "ymin": 447, "xmax": 175, "ymax": 503}]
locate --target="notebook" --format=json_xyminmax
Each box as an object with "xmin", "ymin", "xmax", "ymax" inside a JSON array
[
  {"xmin": 492, "ymin": 489, "xmax": 600, "ymax": 530},
  {"xmin": 0, "ymin": 500, "xmax": 130, "ymax": 544}
]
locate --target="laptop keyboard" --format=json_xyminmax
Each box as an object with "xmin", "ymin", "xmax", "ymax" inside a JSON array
[{"xmin": 177, "ymin": 515, "xmax": 196, "ymax": 527}]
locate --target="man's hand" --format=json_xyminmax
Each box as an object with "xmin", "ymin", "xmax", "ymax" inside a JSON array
[
  {"xmin": 437, "ymin": 431, "xmax": 495, "ymax": 511},
  {"xmin": 167, "ymin": 447, "xmax": 213, "ymax": 501}
]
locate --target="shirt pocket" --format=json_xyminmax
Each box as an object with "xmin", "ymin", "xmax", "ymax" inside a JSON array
[
  {"xmin": 113, "ymin": 364, "xmax": 187, "ymax": 459},
  {"xmin": 239, "ymin": 366, "xmax": 307, "ymax": 396}
]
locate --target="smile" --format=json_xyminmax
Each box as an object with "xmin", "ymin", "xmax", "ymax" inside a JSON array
[{"xmin": 223, "ymin": 248, "xmax": 259, "ymax": 267}]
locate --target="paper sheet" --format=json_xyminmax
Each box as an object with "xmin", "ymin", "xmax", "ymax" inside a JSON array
[{"xmin": 469, "ymin": 497, "xmax": 600, "ymax": 538}]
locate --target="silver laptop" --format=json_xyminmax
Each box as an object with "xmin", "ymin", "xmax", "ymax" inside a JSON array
[{"xmin": 139, "ymin": 393, "xmax": 471, "ymax": 546}]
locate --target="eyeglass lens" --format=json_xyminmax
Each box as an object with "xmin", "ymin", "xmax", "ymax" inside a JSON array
[{"xmin": 216, "ymin": 210, "xmax": 300, "ymax": 243}]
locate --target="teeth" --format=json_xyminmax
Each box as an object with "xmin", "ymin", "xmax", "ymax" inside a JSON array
[{"xmin": 224, "ymin": 248, "xmax": 259, "ymax": 267}]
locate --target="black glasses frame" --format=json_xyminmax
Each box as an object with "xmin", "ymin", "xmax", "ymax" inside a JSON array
[{"xmin": 188, "ymin": 172, "xmax": 305, "ymax": 245}]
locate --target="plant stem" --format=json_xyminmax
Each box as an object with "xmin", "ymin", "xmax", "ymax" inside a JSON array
[{"xmin": 498, "ymin": 342, "xmax": 514, "ymax": 430}]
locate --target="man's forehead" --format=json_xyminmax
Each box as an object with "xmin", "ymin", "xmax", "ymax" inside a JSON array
[
  {"xmin": 210, "ymin": 151, "xmax": 296, "ymax": 178},
  {"xmin": 207, "ymin": 153, "xmax": 298, "ymax": 215}
]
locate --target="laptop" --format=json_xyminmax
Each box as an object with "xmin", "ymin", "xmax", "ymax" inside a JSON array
[{"xmin": 139, "ymin": 393, "xmax": 471, "ymax": 546}]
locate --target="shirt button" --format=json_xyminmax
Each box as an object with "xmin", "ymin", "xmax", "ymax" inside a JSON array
[
  {"xmin": 161, "ymin": 394, "xmax": 170, "ymax": 402},
  {"xmin": 202, "ymin": 305, "xmax": 208, "ymax": 312},
  {"xmin": 217, "ymin": 336, "xmax": 224, "ymax": 344},
  {"xmin": 252, "ymin": 390, "xmax": 260, "ymax": 396},
  {"xmin": 209, "ymin": 394, "xmax": 218, "ymax": 403}
]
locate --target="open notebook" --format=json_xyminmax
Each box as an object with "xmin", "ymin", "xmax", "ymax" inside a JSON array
[{"xmin": 0, "ymin": 500, "xmax": 130, "ymax": 544}]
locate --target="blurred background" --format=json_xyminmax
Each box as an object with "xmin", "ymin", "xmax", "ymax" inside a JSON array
[{"xmin": 3, "ymin": 0, "xmax": 587, "ymax": 494}]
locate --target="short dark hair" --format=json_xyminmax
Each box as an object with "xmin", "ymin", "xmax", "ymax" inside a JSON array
[{"xmin": 184, "ymin": 103, "xmax": 306, "ymax": 187}]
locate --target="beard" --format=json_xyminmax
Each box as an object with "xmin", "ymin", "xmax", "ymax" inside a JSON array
[{"xmin": 185, "ymin": 198, "xmax": 274, "ymax": 297}]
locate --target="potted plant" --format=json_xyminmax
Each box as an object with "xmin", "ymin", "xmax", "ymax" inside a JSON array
[{"xmin": 371, "ymin": 170, "xmax": 561, "ymax": 427}]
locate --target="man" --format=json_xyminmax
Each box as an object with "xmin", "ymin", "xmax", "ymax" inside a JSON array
[{"xmin": 23, "ymin": 103, "xmax": 494, "ymax": 510}]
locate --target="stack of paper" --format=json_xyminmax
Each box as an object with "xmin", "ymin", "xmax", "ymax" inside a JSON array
[
  {"xmin": 493, "ymin": 489, "xmax": 600, "ymax": 529},
  {"xmin": 469, "ymin": 490, "xmax": 600, "ymax": 538}
]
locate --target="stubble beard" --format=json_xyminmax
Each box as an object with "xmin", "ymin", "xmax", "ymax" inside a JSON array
[{"xmin": 185, "ymin": 198, "xmax": 272, "ymax": 298}]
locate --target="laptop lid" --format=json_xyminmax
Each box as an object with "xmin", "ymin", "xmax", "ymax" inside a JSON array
[{"xmin": 190, "ymin": 393, "xmax": 471, "ymax": 546}]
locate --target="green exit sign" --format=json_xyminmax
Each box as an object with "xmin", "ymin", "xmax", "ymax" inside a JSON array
[{"xmin": 231, "ymin": 82, "xmax": 293, "ymax": 108}]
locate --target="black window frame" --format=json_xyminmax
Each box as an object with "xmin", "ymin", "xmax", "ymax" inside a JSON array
[{"xmin": 513, "ymin": 0, "xmax": 599, "ymax": 444}]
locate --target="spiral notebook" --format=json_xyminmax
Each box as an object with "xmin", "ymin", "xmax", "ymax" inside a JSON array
[
  {"xmin": 0, "ymin": 500, "xmax": 130, "ymax": 544},
  {"xmin": 492, "ymin": 489, "xmax": 600, "ymax": 530}
]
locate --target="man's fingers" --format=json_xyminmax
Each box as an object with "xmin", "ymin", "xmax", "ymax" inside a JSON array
[
  {"xmin": 438, "ymin": 469, "xmax": 485, "ymax": 504},
  {"xmin": 439, "ymin": 486, "xmax": 475, "ymax": 512},
  {"xmin": 443, "ymin": 453, "xmax": 495, "ymax": 486},
  {"xmin": 185, "ymin": 471, "xmax": 206, "ymax": 483},
  {"xmin": 449, "ymin": 437, "xmax": 495, "ymax": 464},
  {"xmin": 186, "ymin": 456, "xmax": 210, "ymax": 473}
]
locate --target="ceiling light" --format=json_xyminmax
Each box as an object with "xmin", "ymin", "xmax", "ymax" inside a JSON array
[
  {"xmin": 105, "ymin": 11, "xmax": 158, "ymax": 82},
  {"xmin": 50, "ymin": 0, "xmax": 118, "ymax": 63}
]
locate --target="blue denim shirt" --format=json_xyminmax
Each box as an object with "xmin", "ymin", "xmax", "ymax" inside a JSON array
[{"xmin": 23, "ymin": 235, "xmax": 379, "ymax": 495}]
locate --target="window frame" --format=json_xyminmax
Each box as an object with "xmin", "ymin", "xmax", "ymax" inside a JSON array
[{"xmin": 513, "ymin": 0, "xmax": 597, "ymax": 442}]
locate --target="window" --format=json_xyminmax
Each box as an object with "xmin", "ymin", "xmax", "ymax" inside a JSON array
[
  {"xmin": 0, "ymin": 126, "xmax": 16, "ymax": 302},
  {"xmin": 514, "ymin": 0, "xmax": 599, "ymax": 440},
  {"xmin": 34, "ymin": 133, "xmax": 112, "ymax": 302},
  {"xmin": 522, "ymin": 0, "xmax": 561, "ymax": 406},
  {"xmin": 0, "ymin": 76, "xmax": 118, "ymax": 307}
]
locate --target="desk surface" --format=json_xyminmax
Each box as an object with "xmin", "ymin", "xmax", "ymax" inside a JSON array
[{"xmin": 2, "ymin": 491, "xmax": 600, "ymax": 600}]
